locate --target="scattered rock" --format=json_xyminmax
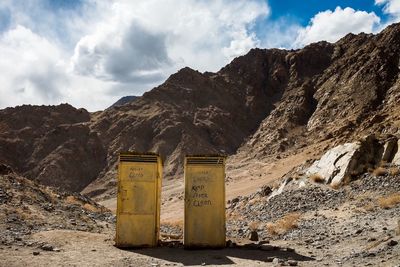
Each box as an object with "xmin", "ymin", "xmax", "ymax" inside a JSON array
[
  {"xmin": 258, "ymin": 186, "xmax": 272, "ymax": 197},
  {"xmin": 355, "ymin": 229, "xmax": 363, "ymax": 235},
  {"xmin": 249, "ymin": 230, "xmax": 259, "ymax": 241},
  {"xmin": 231, "ymin": 197, "xmax": 240, "ymax": 204},
  {"xmin": 286, "ymin": 247, "xmax": 295, "ymax": 252},
  {"xmin": 226, "ymin": 240, "xmax": 236, "ymax": 248},
  {"xmin": 41, "ymin": 244, "xmax": 54, "ymax": 251},
  {"xmin": 272, "ymin": 258, "xmax": 280, "ymax": 265}
]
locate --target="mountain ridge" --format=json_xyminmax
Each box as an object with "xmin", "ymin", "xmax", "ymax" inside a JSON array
[{"xmin": 0, "ymin": 23, "xmax": 399, "ymax": 200}]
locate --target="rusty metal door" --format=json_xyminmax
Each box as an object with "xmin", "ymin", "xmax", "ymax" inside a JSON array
[
  {"xmin": 116, "ymin": 152, "xmax": 162, "ymax": 247},
  {"xmin": 184, "ymin": 155, "xmax": 226, "ymax": 248}
]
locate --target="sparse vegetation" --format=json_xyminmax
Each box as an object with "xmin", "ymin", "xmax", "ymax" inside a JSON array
[
  {"xmin": 271, "ymin": 181, "xmax": 281, "ymax": 190},
  {"xmin": 248, "ymin": 221, "xmax": 262, "ymax": 231},
  {"xmin": 377, "ymin": 193, "xmax": 400, "ymax": 209},
  {"xmin": 388, "ymin": 166, "xmax": 400, "ymax": 176},
  {"xmin": 266, "ymin": 212, "xmax": 301, "ymax": 235},
  {"xmin": 83, "ymin": 203, "xmax": 101, "ymax": 212},
  {"xmin": 309, "ymin": 173, "xmax": 324, "ymax": 183},
  {"xmin": 372, "ymin": 167, "xmax": 387, "ymax": 177},
  {"xmin": 161, "ymin": 220, "xmax": 184, "ymax": 229},
  {"xmin": 330, "ymin": 181, "xmax": 341, "ymax": 189},
  {"xmin": 65, "ymin": 195, "xmax": 83, "ymax": 205},
  {"xmin": 363, "ymin": 202, "xmax": 376, "ymax": 212}
]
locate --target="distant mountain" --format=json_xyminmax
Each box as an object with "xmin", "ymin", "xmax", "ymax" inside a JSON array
[
  {"xmin": 109, "ymin": 96, "xmax": 138, "ymax": 108},
  {"xmin": 0, "ymin": 23, "xmax": 399, "ymax": 199}
]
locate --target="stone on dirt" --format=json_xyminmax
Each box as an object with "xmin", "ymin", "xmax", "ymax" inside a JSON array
[
  {"xmin": 392, "ymin": 139, "xmax": 400, "ymax": 166},
  {"xmin": 306, "ymin": 135, "xmax": 383, "ymax": 186},
  {"xmin": 382, "ymin": 137, "xmax": 398, "ymax": 162},
  {"xmin": 249, "ymin": 230, "xmax": 259, "ymax": 241}
]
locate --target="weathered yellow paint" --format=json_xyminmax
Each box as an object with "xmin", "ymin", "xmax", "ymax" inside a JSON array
[
  {"xmin": 184, "ymin": 155, "xmax": 226, "ymax": 248},
  {"xmin": 115, "ymin": 152, "xmax": 162, "ymax": 248}
]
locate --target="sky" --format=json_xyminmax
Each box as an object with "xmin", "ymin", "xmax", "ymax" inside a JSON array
[{"xmin": 0, "ymin": 0, "xmax": 399, "ymax": 111}]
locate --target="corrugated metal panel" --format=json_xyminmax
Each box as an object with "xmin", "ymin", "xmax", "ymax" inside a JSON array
[{"xmin": 184, "ymin": 155, "xmax": 226, "ymax": 248}]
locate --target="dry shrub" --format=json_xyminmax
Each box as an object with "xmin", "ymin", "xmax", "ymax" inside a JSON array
[
  {"xmin": 266, "ymin": 213, "xmax": 301, "ymax": 236},
  {"xmin": 248, "ymin": 221, "xmax": 262, "ymax": 231},
  {"xmin": 65, "ymin": 195, "xmax": 83, "ymax": 205},
  {"xmin": 309, "ymin": 173, "xmax": 324, "ymax": 183},
  {"xmin": 162, "ymin": 220, "xmax": 184, "ymax": 229},
  {"xmin": 372, "ymin": 167, "xmax": 387, "ymax": 177},
  {"xmin": 363, "ymin": 203, "xmax": 376, "ymax": 212},
  {"xmin": 266, "ymin": 224, "xmax": 279, "ymax": 236},
  {"xmin": 378, "ymin": 193, "xmax": 400, "ymax": 209},
  {"xmin": 248, "ymin": 198, "xmax": 260, "ymax": 205},
  {"xmin": 388, "ymin": 167, "xmax": 400, "ymax": 176},
  {"xmin": 83, "ymin": 203, "xmax": 100, "ymax": 212},
  {"xmin": 379, "ymin": 160, "xmax": 388, "ymax": 166},
  {"xmin": 227, "ymin": 211, "xmax": 244, "ymax": 221},
  {"xmin": 330, "ymin": 182, "xmax": 341, "ymax": 190}
]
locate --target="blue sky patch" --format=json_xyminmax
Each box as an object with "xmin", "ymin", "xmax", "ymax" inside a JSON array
[{"xmin": 0, "ymin": 7, "xmax": 11, "ymax": 32}]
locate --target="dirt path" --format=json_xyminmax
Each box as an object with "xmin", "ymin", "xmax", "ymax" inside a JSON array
[{"xmin": 0, "ymin": 230, "xmax": 314, "ymax": 267}]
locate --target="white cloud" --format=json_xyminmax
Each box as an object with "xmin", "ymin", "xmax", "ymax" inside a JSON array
[
  {"xmin": 0, "ymin": 24, "xmax": 119, "ymax": 111},
  {"xmin": 376, "ymin": 0, "xmax": 400, "ymax": 16},
  {"xmin": 295, "ymin": 7, "xmax": 380, "ymax": 47},
  {"xmin": 375, "ymin": 0, "xmax": 400, "ymax": 27},
  {"xmin": 0, "ymin": 0, "xmax": 269, "ymax": 111},
  {"xmin": 1, "ymin": 1, "xmax": 400, "ymax": 111},
  {"xmin": 0, "ymin": 25, "xmax": 63, "ymax": 106},
  {"xmin": 71, "ymin": 0, "xmax": 269, "ymax": 80}
]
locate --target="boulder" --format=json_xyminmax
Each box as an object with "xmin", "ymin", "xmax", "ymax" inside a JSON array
[
  {"xmin": 382, "ymin": 137, "xmax": 398, "ymax": 162},
  {"xmin": 392, "ymin": 139, "xmax": 400, "ymax": 165},
  {"xmin": 248, "ymin": 230, "xmax": 259, "ymax": 241},
  {"xmin": 306, "ymin": 135, "xmax": 383, "ymax": 185},
  {"xmin": 268, "ymin": 178, "xmax": 291, "ymax": 200},
  {"xmin": 258, "ymin": 185, "xmax": 272, "ymax": 197}
]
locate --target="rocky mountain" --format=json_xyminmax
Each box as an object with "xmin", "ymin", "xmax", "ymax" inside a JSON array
[
  {"xmin": 109, "ymin": 96, "xmax": 138, "ymax": 108},
  {"xmin": 0, "ymin": 23, "xmax": 400, "ymax": 200},
  {"xmin": 0, "ymin": 104, "xmax": 106, "ymax": 192}
]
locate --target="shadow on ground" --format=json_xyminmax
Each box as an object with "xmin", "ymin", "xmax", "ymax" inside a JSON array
[{"xmin": 122, "ymin": 247, "xmax": 315, "ymax": 266}]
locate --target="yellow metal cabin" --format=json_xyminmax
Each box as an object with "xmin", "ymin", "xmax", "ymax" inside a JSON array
[
  {"xmin": 115, "ymin": 152, "xmax": 162, "ymax": 248},
  {"xmin": 184, "ymin": 155, "xmax": 226, "ymax": 248}
]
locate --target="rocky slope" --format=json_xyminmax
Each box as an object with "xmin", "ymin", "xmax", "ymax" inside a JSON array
[
  {"xmin": 0, "ymin": 104, "xmax": 106, "ymax": 192},
  {"xmin": 0, "ymin": 23, "xmax": 399, "ymax": 201},
  {"xmin": 0, "ymin": 164, "xmax": 114, "ymax": 247}
]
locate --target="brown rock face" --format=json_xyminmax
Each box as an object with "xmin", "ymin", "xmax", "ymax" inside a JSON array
[
  {"xmin": 85, "ymin": 63, "xmax": 285, "ymax": 196},
  {"xmin": 1, "ymin": 23, "xmax": 400, "ymax": 197},
  {"xmin": 0, "ymin": 104, "xmax": 106, "ymax": 192}
]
